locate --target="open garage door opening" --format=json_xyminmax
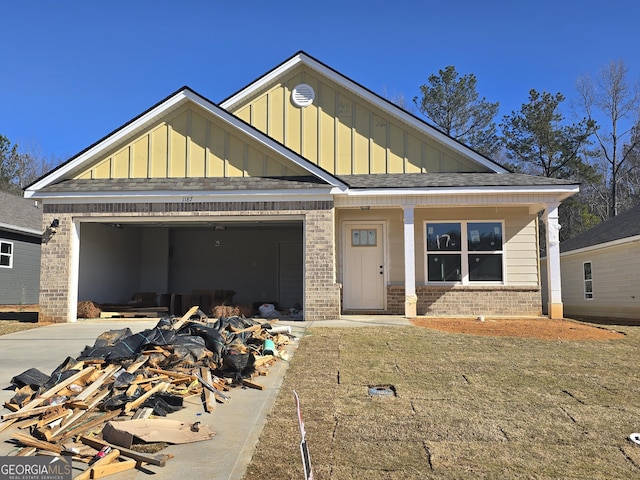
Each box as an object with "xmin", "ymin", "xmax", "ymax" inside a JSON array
[{"xmin": 77, "ymin": 218, "xmax": 304, "ymax": 318}]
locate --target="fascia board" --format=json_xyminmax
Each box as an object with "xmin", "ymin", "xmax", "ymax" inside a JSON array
[
  {"xmin": 0, "ymin": 223, "xmax": 42, "ymax": 236},
  {"xmin": 25, "ymin": 87, "xmax": 347, "ymax": 197},
  {"xmin": 338, "ymin": 185, "xmax": 580, "ymax": 197},
  {"xmin": 26, "ymin": 189, "xmax": 334, "ymax": 204},
  {"xmin": 25, "ymin": 92, "xmax": 191, "ymax": 193},
  {"xmin": 560, "ymin": 235, "xmax": 640, "ymax": 257},
  {"xmin": 220, "ymin": 52, "xmax": 509, "ymax": 174}
]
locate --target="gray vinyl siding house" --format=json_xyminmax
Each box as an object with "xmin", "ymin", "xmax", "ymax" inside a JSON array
[
  {"xmin": 557, "ymin": 204, "xmax": 640, "ymax": 320},
  {"xmin": 0, "ymin": 191, "xmax": 43, "ymax": 305}
]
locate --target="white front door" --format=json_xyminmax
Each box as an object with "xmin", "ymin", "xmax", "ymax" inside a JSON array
[{"xmin": 343, "ymin": 223, "xmax": 385, "ymax": 310}]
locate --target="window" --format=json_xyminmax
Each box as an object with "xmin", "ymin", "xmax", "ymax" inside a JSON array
[
  {"xmin": 351, "ymin": 229, "xmax": 377, "ymax": 246},
  {"xmin": 0, "ymin": 241, "xmax": 13, "ymax": 268},
  {"xmin": 583, "ymin": 262, "xmax": 593, "ymax": 299},
  {"xmin": 426, "ymin": 221, "xmax": 503, "ymax": 283}
]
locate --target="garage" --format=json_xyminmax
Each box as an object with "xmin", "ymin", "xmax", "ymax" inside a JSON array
[{"xmin": 77, "ymin": 218, "xmax": 304, "ymax": 316}]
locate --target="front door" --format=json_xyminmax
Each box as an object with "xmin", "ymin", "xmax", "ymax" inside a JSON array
[{"xmin": 343, "ymin": 223, "xmax": 385, "ymax": 310}]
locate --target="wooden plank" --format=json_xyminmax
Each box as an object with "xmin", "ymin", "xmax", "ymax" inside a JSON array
[
  {"xmin": 79, "ymin": 436, "xmax": 168, "ymax": 467},
  {"xmin": 74, "ymin": 448, "xmax": 120, "ymax": 480},
  {"xmin": 0, "ymin": 367, "xmax": 95, "ymax": 432},
  {"xmin": 90, "ymin": 458, "xmax": 137, "ymax": 478},
  {"xmin": 242, "ymin": 379, "xmax": 265, "ymax": 391},
  {"xmin": 171, "ymin": 305, "xmax": 200, "ymax": 330},
  {"xmin": 124, "ymin": 382, "xmax": 169, "ymax": 412},
  {"xmin": 74, "ymin": 365, "xmax": 119, "ymax": 402},
  {"xmin": 12, "ymin": 432, "xmax": 62, "ymax": 453},
  {"xmin": 1, "ymin": 404, "xmax": 66, "ymax": 421},
  {"xmin": 125, "ymin": 356, "xmax": 148, "ymax": 374},
  {"xmin": 56, "ymin": 409, "xmax": 122, "ymax": 442},
  {"xmin": 55, "ymin": 388, "xmax": 112, "ymax": 438},
  {"xmin": 200, "ymin": 367, "xmax": 214, "ymax": 413}
]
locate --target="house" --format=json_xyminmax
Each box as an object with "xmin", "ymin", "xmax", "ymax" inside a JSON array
[
  {"xmin": 24, "ymin": 51, "xmax": 578, "ymax": 323},
  {"xmin": 0, "ymin": 190, "xmax": 43, "ymax": 305},
  {"xmin": 555, "ymin": 204, "xmax": 640, "ymax": 320}
]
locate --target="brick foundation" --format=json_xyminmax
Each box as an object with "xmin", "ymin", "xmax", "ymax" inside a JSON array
[{"xmin": 384, "ymin": 285, "xmax": 542, "ymax": 317}]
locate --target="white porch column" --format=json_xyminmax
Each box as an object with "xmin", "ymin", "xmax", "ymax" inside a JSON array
[
  {"xmin": 403, "ymin": 206, "xmax": 417, "ymax": 317},
  {"xmin": 543, "ymin": 202, "xmax": 563, "ymax": 319}
]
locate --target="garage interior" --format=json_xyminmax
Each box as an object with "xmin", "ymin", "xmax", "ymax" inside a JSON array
[{"xmin": 77, "ymin": 218, "xmax": 304, "ymax": 316}]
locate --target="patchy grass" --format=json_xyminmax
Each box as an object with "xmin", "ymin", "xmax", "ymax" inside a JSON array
[
  {"xmin": 244, "ymin": 323, "xmax": 640, "ymax": 479},
  {"xmin": 0, "ymin": 320, "xmax": 45, "ymax": 336}
]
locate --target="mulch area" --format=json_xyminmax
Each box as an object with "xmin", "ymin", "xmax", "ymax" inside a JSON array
[{"xmin": 410, "ymin": 317, "xmax": 626, "ymax": 340}]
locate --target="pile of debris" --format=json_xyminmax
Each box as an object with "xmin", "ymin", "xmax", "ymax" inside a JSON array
[{"xmin": 0, "ymin": 306, "xmax": 294, "ymax": 477}]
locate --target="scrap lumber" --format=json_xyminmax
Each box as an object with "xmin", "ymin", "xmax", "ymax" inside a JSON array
[
  {"xmin": 73, "ymin": 365, "xmax": 119, "ymax": 403},
  {"xmin": 79, "ymin": 436, "xmax": 168, "ymax": 467},
  {"xmin": 56, "ymin": 410, "xmax": 122, "ymax": 443},
  {"xmin": 171, "ymin": 305, "xmax": 200, "ymax": 330},
  {"xmin": 242, "ymin": 379, "xmax": 265, "ymax": 391},
  {"xmin": 90, "ymin": 458, "xmax": 137, "ymax": 479},
  {"xmin": 194, "ymin": 372, "xmax": 230, "ymax": 403},
  {"xmin": 124, "ymin": 381, "xmax": 170, "ymax": 412},
  {"xmin": 1, "ymin": 404, "xmax": 66, "ymax": 421},
  {"xmin": 200, "ymin": 367, "xmax": 215, "ymax": 413},
  {"xmin": 12, "ymin": 431, "xmax": 62, "ymax": 454},
  {"xmin": 74, "ymin": 448, "xmax": 120, "ymax": 480},
  {"xmin": 0, "ymin": 366, "xmax": 96, "ymax": 433}
]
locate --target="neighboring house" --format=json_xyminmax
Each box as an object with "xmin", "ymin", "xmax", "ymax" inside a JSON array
[
  {"xmin": 0, "ymin": 190, "xmax": 43, "ymax": 305},
  {"xmin": 555, "ymin": 204, "xmax": 640, "ymax": 319},
  {"xmin": 24, "ymin": 52, "xmax": 577, "ymax": 323}
]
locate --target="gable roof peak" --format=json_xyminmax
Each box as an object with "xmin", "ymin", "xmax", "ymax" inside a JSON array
[{"xmin": 220, "ymin": 51, "xmax": 509, "ymax": 174}]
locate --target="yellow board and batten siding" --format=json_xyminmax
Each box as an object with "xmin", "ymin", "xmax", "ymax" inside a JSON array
[
  {"xmin": 228, "ymin": 66, "xmax": 490, "ymax": 176},
  {"xmin": 74, "ymin": 104, "xmax": 309, "ymax": 180}
]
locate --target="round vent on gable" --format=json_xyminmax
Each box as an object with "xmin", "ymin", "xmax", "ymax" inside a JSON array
[{"xmin": 291, "ymin": 84, "xmax": 315, "ymax": 107}]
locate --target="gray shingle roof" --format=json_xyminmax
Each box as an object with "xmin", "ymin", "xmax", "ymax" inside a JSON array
[
  {"xmin": 0, "ymin": 191, "xmax": 43, "ymax": 233},
  {"xmin": 337, "ymin": 173, "xmax": 579, "ymax": 188},
  {"xmin": 40, "ymin": 176, "xmax": 331, "ymax": 193},
  {"xmin": 560, "ymin": 203, "xmax": 640, "ymax": 253},
  {"xmin": 40, "ymin": 172, "xmax": 578, "ymax": 195}
]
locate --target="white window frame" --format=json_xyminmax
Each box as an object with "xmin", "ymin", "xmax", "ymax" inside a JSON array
[
  {"xmin": 423, "ymin": 220, "xmax": 505, "ymax": 285},
  {"xmin": 0, "ymin": 240, "xmax": 14, "ymax": 269},
  {"xmin": 583, "ymin": 261, "xmax": 593, "ymax": 300}
]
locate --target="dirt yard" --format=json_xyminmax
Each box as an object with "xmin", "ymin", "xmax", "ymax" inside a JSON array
[{"xmin": 410, "ymin": 316, "xmax": 625, "ymax": 340}]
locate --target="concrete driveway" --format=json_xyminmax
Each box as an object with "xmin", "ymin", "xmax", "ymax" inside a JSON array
[{"xmin": 0, "ymin": 318, "xmax": 309, "ymax": 480}]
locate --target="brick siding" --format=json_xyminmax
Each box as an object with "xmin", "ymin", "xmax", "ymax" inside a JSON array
[
  {"xmin": 39, "ymin": 201, "xmax": 341, "ymax": 322},
  {"xmin": 383, "ymin": 285, "xmax": 541, "ymax": 316}
]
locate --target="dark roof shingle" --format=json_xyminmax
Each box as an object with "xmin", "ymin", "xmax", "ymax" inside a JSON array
[
  {"xmin": 0, "ymin": 191, "xmax": 43, "ymax": 233},
  {"xmin": 560, "ymin": 203, "xmax": 640, "ymax": 253},
  {"xmin": 337, "ymin": 173, "xmax": 579, "ymax": 188}
]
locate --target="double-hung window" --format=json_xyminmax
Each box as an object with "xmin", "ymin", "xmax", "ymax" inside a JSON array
[
  {"xmin": 0, "ymin": 241, "xmax": 13, "ymax": 268},
  {"xmin": 583, "ymin": 262, "xmax": 593, "ymax": 299},
  {"xmin": 426, "ymin": 221, "xmax": 504, "ymax": 284}
]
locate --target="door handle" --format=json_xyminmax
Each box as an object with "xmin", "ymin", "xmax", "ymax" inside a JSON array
[{"xmin": 379, "ymin": 265, "xmax": 384, "ymax": 274}]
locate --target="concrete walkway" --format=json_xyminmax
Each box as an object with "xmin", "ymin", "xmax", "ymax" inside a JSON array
[{"xmin": 0, "ymin": 315, "xmax": 411, "ymax": 479}]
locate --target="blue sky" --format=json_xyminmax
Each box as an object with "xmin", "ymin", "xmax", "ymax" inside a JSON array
[{"xmin": 1, "ymin": 0, "xmax": 638, "ymax": 163}]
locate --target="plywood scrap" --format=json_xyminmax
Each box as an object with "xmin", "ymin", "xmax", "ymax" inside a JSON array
[
  {"xmin": 79, "ymin": 435, "xmax": 169, "ymax": 467},
  {"xmin": 102, "ymin": 419, "xmax": 215, "ymax": 448}
]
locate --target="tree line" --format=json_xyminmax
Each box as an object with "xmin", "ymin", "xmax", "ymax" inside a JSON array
[
  {"xmin": 2, "ymin": 60, "xmax": 638, "ymax": 244},
  {"xmin": 411, "ymin": 60, "xmax": 640, "ymax": 242},
  {"xmin": 0, "ymin": 135, "xmax": 58, "ymax": 196}
]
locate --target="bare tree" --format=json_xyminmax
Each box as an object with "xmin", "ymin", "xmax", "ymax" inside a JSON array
[{"xmin": 576, "ymin": 60, "xmax": 640, "ymax": 217}]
